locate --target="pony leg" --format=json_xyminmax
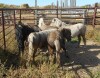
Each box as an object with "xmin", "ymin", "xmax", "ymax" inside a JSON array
[
  {"xmin": 62, "ymin": 41, "xmax": 69, "ymax": 58},
  {"xmin": 54, "ymin": 40, "xmax": 61, "ymax": 65},
  {"xmin": 56, "ymin": 51, "xmax": 60, "ymax": 65},
  {"xmin": 27, "ymin": 42, "xmax": 33, "ymax": 66},
  {"xmin": 33, "ymin": 49, "xmax": 37, "ymax": 62},
  {"xmin": 48, "ymin": 45, "xmax": 54, "ymax": 65},
  {"xmin": 20, "ymin": 40, "xmax": 25, "ymax": 58},
  {"xmin": 82, "ymin": 34, "xmax": 86, "ymax": 48},
  {"xmin": 18, "ymin": 46, "xmax": 24, "ymax": 66},
  {"xmin": 64, "ymin": 48, "xmax": 69, "ymax": 58},
  {"xmin": 20, "ymin": 49, "xmax": 24, "ymax": 59},
  {"xmin": 78, "ymin": 35, "xmax": 81, "ymax": 47},
  {"xmin": 18, "ymin": 47, "xmax": 20, "ymax": 56}
]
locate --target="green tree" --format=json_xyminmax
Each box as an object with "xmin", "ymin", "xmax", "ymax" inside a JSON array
[
  {"xmin": 20, "ymin": 4, "xmax": 30, "ymax": 8},
  {"xmin": 43, "ymin": 5, "xmax": 57, "ymax": 9}
]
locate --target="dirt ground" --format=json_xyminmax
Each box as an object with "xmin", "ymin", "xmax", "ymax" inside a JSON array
[{"xmin": 60, "ymin": 40, "xmax": 100, "ymax": 78}]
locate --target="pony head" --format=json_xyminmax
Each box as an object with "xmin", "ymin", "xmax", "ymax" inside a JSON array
[
  {"xmin": 61, "ymin": 28, "xmax": 71, "ymax": 42},
  {"xmin": 50, "ymin": 18, "xmax": 63, "ymax": 27},
  {"xmin": 38, "ymin": 18, "xmax": 45, "ymax": 28}
]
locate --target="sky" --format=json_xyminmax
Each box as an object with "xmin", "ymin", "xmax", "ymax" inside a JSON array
[{"xmin": 0, "ymin": 0, "xmax": 100, "ymax": 6}]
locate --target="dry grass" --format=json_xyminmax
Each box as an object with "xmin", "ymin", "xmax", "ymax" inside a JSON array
[
  {"xmin": 0, "ymin": 25, "xmax": 100, "ymax": 78},
  {"xmin": 86, "ymin": 25, "xmax": 100, "ymax": 43}
]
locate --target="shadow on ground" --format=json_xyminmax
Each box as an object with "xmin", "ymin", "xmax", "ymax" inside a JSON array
[
  {"xmin": 60, "ymin": 41, "xmax": 100, "ymax": 78},
  {"xmin": 0, "ymin": 47, "xmax": 20, "ymax": 69}
]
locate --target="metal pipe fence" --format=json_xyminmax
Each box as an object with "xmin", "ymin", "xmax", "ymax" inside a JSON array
[{"xmin": 0, "ymin": 3, "xmax": 100, "ymax": 51}]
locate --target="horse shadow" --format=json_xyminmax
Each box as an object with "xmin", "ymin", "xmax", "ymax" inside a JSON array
[
  {"xmin": 60, "ymin": 41, "xmax": 100, "ymax": 77},
  {"xmin": 0, "ymin": 47, "xmax": 22, "ymax": 69}
]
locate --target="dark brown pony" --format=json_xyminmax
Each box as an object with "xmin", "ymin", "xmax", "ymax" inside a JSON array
[
  {"xmin": 15, "ymin": 21, "xmax": 41, "ymax": 58},
  {"xmin": 47, "ymin": 28, "xmax": 71, "ymax": 65}
]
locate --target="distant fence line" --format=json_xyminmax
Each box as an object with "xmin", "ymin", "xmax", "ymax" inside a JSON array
[
  {"xmin": 0, "ymin": 3, "xmax": 100, "ymax": 51},
  {"xmin": 0, "ymin": 7, "xmax": 99, "ymax": 25}
]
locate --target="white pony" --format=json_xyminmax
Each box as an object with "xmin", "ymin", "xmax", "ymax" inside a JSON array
[
  {"xmin": 38, "ymin": 18, "xmax": 47, "ymax": 30},
  {"xmin": 38, "ymin": 18, "xmax": 58, "ymax": 30},
  {"xmin": 50, "ymin": 18, "xmax": 69, "ymax": 27},
  {"xmin": 50, "ymin": 18, "xmax": 86, "ymax": 47},
  {"xmin": 27, "ymin": 29, "xmax": 57, "ymax": 65}
]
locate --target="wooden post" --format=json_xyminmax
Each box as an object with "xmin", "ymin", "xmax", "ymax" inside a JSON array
[{"xmin": 93, "ymin": 3, "xmax": 98, "ymax": 28}]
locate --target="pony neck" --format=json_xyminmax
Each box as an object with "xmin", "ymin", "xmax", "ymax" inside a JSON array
[{"xmin": 38, "ymin": 19, "xmax": 46, "ymax": 27}]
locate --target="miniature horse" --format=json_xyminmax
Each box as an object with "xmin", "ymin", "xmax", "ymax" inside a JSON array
[
  {"xmin": 15, "ymin": 21, "xmax": 41, "ymax": 57},
  {"xmin": 47, "ymin": 28, "xmax": 71, "ymax": 65},
  {"xmin": 27, "ymin": 28, "xmax": 71, "ymax": 66},
  {"xmin": 50, "ymin": 18, "xmax": 86, "ymax": 47}
]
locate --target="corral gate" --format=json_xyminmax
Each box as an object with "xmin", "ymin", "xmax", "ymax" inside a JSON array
[{"xmin": 0, "ymin": 3, "xmax": 100, "ymax": 52}]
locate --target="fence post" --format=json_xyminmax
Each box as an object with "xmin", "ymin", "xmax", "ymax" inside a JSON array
[
  {"xmin": 83, "ymin": 10, "xmax": 87, "ymax": 24},
  {"xmin": 19, "ymin": 9, "xmax": 21, "ymax": 22},
  {"xmin": 60, "ymin": 0, "xmax": 62, "ymax": 18},
  {"xmin": 14, "ymin": 10, "xmax": 16, "ymax": 29},
  {"xmin": 57, "ymin": 0, "xmax": 58, "ymax": 18},
  {"xmin": 1, "ymin": 10, "xmax": 6, "ymax": 51},
  {"xmin": 35, "ymin": 0, "xmax": 38, "ymax": 25},
  {"xmin": 93, "ymin": 3, "xmax": 98, "ymax": 28}
]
